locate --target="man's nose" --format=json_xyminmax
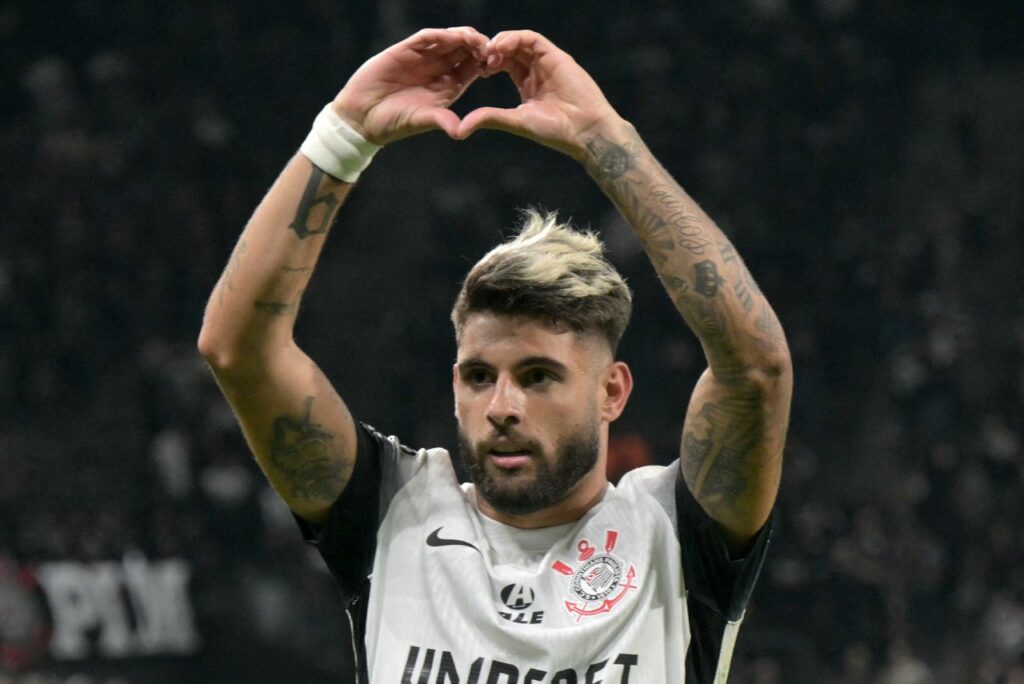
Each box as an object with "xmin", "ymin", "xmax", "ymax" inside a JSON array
[{"xmin": 486, "ymin": 376, "xmax": 524, "ymax": 426}]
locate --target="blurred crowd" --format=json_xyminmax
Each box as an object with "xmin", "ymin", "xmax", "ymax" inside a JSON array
[{"xmin": 1, "ymin": 1, "xmax": 1022, "ymax": 682}]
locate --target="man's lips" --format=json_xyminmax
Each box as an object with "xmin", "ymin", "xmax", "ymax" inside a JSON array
[
  {"xmin": 488, "ymin": 453, "xmax": 533, "ymax": 469},
  {"xmin": 484, "ymin": 438, "xmax": 535, "ymax": 469}
]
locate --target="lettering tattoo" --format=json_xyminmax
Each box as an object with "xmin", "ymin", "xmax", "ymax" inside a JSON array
[
  {"xmin": 649, "ymin": 184, "xmax": 711, "ymax": 255},
  {"xmin": 269, "ymin": 396, "xmax": 345, "ymax": 501},
  {"xmin": 289, "ymin": 167, "xmax": 339, "ymax": 239}
]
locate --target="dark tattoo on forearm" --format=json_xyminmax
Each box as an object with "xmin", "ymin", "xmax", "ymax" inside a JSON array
[
  {"xmin": 585, "ymin": 135, "xmax": 637, "ymax": 181},
  {"xmin": 269, "ymin": 396, "xmax": 345, "ymax": 501},
  {"xmin": 254, "ymin": 290, "xmax": 303, "ymax": 317},
  {"xmin": 693, "ymin": 260, "xmax": 724, "ymax": 298},
  {"xmin": 289, "ymin": 167, "xmax": 339, "ymax": 239},
  {"xmin": 661, "ymin": 274, "xmax": 689, "ymax": 294}
]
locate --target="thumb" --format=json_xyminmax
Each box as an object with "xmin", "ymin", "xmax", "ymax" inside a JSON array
[{"xmin": 454, "ymin": 106, "xmax": 524, "ymax": 140}]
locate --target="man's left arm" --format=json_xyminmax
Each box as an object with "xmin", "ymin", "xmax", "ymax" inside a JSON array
[
  {"xmin": 586, "ymin": 123, "xmax": 792, "ymax": 555},
  {"xmin": 456, "ymin": 30, "xmax": 792, "ymax": 554}
]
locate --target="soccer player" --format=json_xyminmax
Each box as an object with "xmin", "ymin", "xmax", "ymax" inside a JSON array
[{"xmin": 198, "ymin": 27, "xmax": 792, "ymax": 682}]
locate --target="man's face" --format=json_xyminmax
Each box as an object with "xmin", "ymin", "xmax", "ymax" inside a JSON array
[{"xmin": 453, "ymin": 312, "xmax": 618, "ymax": 521}]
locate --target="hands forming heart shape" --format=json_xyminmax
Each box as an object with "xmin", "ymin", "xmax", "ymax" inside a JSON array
[{"xmin": 331, "ymin": 27, "xmax": 621, "ymax": 160}]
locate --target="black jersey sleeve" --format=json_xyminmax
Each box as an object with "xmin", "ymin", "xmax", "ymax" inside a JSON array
[
  {"xmin": 294, "ymin": 421, "xmax": 384, "ymax": 605},
  {"xmin": 675, "ymin": 469, "xmax": 773, "ymax": 684}
]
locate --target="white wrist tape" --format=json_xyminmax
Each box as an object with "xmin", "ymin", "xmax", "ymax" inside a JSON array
[{"xmin": 299, "ymin": 104, "xmax": 381, "ymax": 183}]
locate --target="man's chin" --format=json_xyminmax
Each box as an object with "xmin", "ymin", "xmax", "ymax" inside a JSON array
[{"xmin": 481, "ymin": 462, "xmax": 537, "ymax": 492}]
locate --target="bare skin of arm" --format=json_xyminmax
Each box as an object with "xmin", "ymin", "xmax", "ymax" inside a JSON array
[
  {"xmin": 457, "ymin": 31, "xmax": 793, "ymax": 552},
  {"xmin": 198, "ymin": 27, "xmax": 488, "ymax": 524}
]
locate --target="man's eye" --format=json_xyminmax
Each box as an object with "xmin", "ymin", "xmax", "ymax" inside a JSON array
[
  {"xmin": 467, "ymin": 369, "xmax": 492, "ymax": 385},
  {"xmin": 525, "ymin": 369, "xmax": 554, "ymax": 386}
]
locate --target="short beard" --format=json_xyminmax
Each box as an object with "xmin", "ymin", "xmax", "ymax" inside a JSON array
[{"xmin": 457, "ymin": 419, "xmax": 600, "ymax": 517}]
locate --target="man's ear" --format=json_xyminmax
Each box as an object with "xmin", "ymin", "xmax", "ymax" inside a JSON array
[{"xmin": 600, "ymin": 361, "xmax": 633, "ymax": 423}]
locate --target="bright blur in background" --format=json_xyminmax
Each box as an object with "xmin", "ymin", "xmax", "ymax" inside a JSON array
[{"xmin": 1, "ymin": 1, "xmax": 1022, "ymax": 682}]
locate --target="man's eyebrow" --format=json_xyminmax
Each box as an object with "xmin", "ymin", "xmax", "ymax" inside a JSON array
[
  {"xmin": 456, "ymin": 357, "xmax": 569, "ymax": 373},
  {"xmin": 456, "ymin": 358, "xmax": 492, "ymax": 371},
  {"xmin": 515, "ymin": 357, "xmax": 568, "ymax": 373}
]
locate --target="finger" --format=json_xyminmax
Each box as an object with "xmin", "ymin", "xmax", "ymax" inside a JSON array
[
  {"xmin": 447, "ymin": 26, "xmax": 490, "ymax": 60},
  {"xmin": 486, "ymin": 30, "xmax": 552, "ymax": 59},
  {"xmin": 407, "ymin": 27, "xmax": 489, "ymax": 56},
  {"xmin": 454, "ymin": 106, "xmax": 523, "ymax": 140},
  {"xmin": 394, "ymin": 45, "xmax": 482, "ymax": 80}
]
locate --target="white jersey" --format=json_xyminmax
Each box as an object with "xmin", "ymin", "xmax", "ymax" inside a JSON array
[{"xmin": 298, "ymin": 424, "xmax": 772, "ymax": 683}]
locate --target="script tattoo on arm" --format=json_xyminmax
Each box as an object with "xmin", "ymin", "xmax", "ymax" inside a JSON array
[
  {"xmin": 269, "ymin": 396, "xmax": 346, "ymax": 502},
  {"xmin": 288, "ymin": 167, "xmax": 340, "ymax": 240}
]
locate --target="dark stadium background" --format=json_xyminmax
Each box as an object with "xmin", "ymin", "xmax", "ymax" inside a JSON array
[{"xmin": 1, "ymin": 1, "xmax": 1022, "ymax": 682}]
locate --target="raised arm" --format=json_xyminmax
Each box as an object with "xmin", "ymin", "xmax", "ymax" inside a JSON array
[
  {"xmin": 198, "ymin": 27, "xmax": 488, "ymax": 523},
  {"xmin": 457, "ymin": 31, "xmax": 792, "ymax": 552}
]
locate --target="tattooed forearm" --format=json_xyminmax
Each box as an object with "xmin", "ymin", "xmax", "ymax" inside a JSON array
[
  {"xmin": 269, "ymin": 397, "xmax": 346, "ymax": 501},
  {"xmin": 254, "ymin": 290, "xmax": 303, "ymax": 317},
  {"xmin": 584, "ymin": 125, "xmax": 788, "ymax": 375},
  {"xmin": 585, "ymin": 134, "xmax": 638, "ymax": 180},
  {"xmin": 288, "ymin": 167, "xmax": 340, "ymax": 239}
]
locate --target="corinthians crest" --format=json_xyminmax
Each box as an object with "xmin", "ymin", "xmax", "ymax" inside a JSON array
[{"xmin": 551, "ymin": 529, "xmax": 639, "ymax": 622}]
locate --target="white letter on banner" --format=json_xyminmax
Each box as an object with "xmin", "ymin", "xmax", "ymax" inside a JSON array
[
  {"xmin": 35, "ymin": 562, "xmax": 97, "ymax": 659},
  {"xmin": 122, "ymin": 554, "xmax": 199, "ymax": 653},
  {"xmin": 86, "ymin": 562, "xmax": 134, "ymax": 656}
]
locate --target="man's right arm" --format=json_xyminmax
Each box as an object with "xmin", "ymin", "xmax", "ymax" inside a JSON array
[
  {"xmin": 197, "ymin": 27, "xmax": 488, "ymax": 524},
  {"xmin": 198, "ymin": 154, "xmax": 358, "ymax": 524}
]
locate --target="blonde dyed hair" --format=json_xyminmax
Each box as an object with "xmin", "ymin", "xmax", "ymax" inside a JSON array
[{"xmin": 451, "ymin": 209, "xmax": 632, "ymax": 353}]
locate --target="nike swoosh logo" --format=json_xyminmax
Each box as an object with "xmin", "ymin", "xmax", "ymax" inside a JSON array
[{"xmin": 426, "ymin": 527, "xmax": 481, "ymax": 554}]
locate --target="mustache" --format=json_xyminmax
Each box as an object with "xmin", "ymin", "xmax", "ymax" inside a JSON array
[{"xmin": 476, "ymin": 428, "xmax": 542, "ymax": 453}]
